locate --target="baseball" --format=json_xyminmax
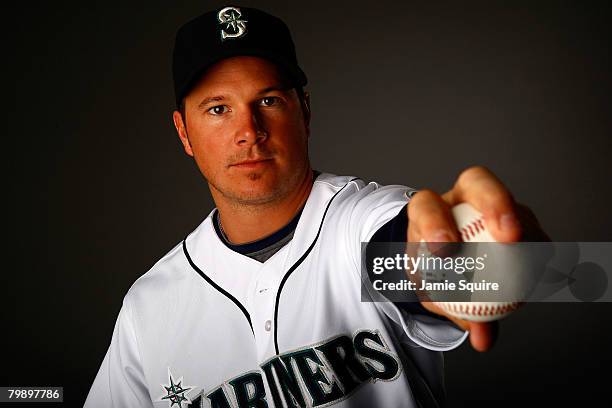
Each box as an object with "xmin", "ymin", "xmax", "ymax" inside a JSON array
[{"xmin": 429, "ymin": 203, "xmax": 531, "ymax": 322}]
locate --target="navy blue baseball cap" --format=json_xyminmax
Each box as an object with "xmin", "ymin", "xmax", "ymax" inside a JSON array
[{"xmin": 172, "ymin": 5, "xmax": 308, "ymax": 108}]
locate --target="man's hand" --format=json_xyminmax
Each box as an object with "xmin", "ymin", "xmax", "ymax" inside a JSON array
[{"xmin": 407, "ymin": 166, "xmax": 548, "ymax": 352}]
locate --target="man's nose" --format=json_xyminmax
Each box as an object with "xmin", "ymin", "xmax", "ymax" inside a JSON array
[{"xmin": 233, "ymin": 108, "xmax": 267, "ymax": 147}]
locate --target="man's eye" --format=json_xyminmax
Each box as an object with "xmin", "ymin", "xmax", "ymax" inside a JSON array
[
  {"xmin": 260, "ymin": 97, "xmax": 279, "ymax": 107},
  {"xmin": 208, "ymin": 105, "xmax": 229, "ymax": 115}
]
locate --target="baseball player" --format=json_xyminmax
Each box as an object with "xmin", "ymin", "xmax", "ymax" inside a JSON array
[{"xmin": 85, "ymin": 6, "xmax": 545, "ymax": 408}]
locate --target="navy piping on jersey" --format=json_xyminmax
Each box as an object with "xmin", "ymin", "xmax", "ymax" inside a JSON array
[
  {"xmin": 274, "ymin": 178, "xmax": 359, "ymax": 355},
  {"xmin": 182, "ymin": 240, "xmax": 255, "ymax": 336}
]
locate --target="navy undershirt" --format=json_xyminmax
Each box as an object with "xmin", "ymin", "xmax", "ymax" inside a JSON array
[{"xmin": 212, "ymin": 205, "xmax": 304, "ymax": 262}]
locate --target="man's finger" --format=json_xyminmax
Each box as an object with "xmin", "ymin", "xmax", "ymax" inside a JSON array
[
  {"xmin": 443, "ymin": 166, "xmax": 521, "ymax": 243},
  {"xmin": 467, "ymin": 321, "xmax": 499, "ymax": 352},
  {"xmin": 408, "ymin": 190, "xmax": 460, "ymax": 246}
]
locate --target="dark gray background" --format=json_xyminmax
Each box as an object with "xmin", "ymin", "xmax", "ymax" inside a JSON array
[{"xmin": 4, "ymin": 0, "xmax": 612, "ymax": 406}]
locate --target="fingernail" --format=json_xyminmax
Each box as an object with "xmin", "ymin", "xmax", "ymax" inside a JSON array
[{"xmin": 500, "ymin": 213, "xmax": 519, "ymax": 231}]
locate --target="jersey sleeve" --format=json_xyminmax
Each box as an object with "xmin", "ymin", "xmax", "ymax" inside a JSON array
[
  {"xmin": 342, "ymin": 181, "xmax": 469, "ymax": 351},
  {"xmin": 84, "ymin": 298, "xmax": 153, "ymax": 408}
]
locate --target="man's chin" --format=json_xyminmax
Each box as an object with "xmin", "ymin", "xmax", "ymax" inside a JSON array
[
  {"xmin": 230, "ymin": 190, "xmax": 283, "ymax": 206},
  {"xmin": 226, "ymin": 180, "xmax": 285, "ymax": 206}
]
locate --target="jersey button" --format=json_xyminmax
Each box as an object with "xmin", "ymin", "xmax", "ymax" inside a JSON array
[{"xmin": 264, "ymin": 320, "xmax": 272, "ymax": 331}]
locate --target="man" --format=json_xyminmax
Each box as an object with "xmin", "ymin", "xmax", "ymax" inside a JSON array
[{"xmin": 86, "ymin": 6, "xmax": 545, "ymax": 408}]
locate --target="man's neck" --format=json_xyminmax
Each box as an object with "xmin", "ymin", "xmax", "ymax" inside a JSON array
[{"xmin": 214, "ymin": 170, "xmax": 315, "ymax": 244}]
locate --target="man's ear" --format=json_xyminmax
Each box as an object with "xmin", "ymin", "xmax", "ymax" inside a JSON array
[{"xmin": 172, "ymin": 110, "xmax": 194, "ymax": 157}]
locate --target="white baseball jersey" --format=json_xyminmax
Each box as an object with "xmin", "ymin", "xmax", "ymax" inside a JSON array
[{"xmin": 85, "ymin": 173, "xmax": 467, "ymax": 408}]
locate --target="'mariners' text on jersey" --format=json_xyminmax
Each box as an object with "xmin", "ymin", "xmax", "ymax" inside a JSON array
[{"xmin": 187, "ymin": 329, "xmax": 401, "ymax": 407}]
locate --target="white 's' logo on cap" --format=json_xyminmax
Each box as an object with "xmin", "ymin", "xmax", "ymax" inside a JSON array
[{"xmin": 217, "ymin": 6, "xmax": 247, "ymax": 40}]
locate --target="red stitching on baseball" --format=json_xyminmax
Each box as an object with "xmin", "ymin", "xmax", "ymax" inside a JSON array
[
  {"xmin": 442, "ymin": 302, "xmax": 520, "ymax": 316},
  {"xmin": 477, "ymin": 219, "xmax": 485, "ymax": 231},
  {"xmin": 461, "ymin": 218, "xmax": 485, "ymax": 242}
]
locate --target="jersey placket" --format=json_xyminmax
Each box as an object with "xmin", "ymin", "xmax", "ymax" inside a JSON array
[{"xmin": 246, "ymin": 245, "xmax": 292, "ymax": 362}]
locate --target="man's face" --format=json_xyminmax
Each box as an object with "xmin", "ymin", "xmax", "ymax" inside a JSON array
[{"xmin": 173, "ymin": 56, "xmax": 311, "ymax": 207}]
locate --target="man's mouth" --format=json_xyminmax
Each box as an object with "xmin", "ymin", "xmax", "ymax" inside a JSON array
[{"xmin": 230, "ymin": 158, "xmax": 273, "ymax": 169}]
